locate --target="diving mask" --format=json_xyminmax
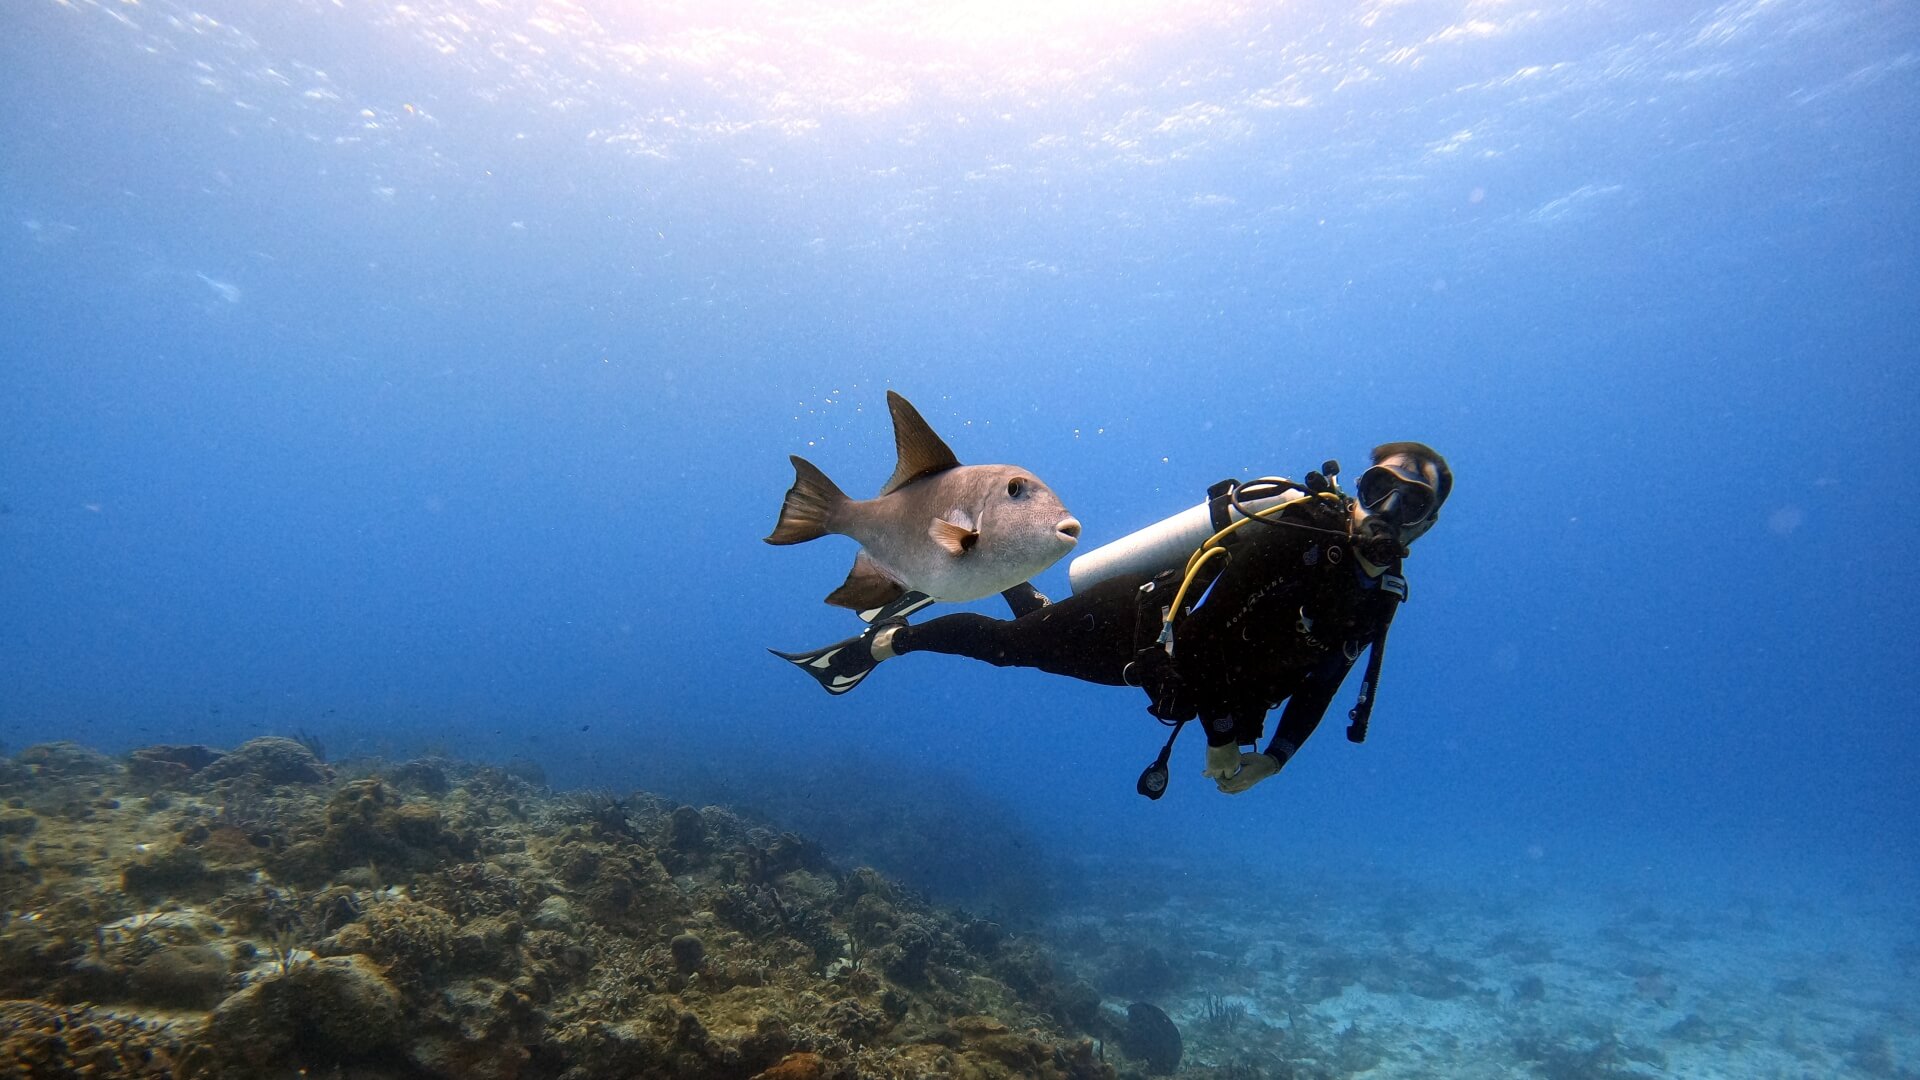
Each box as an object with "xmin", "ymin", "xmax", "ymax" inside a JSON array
[{"xmin": 1356, "ymin": 464, "xmax": 1438, "ymax": 529}]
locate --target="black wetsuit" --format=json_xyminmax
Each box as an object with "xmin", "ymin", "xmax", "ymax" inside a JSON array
[{"xmin": 891, "ymin": 492, "xmax": 1404, "ymax": 766}]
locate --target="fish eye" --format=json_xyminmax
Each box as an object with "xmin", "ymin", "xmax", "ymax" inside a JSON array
[{"xmin": 1006, "ymin": 478, "xmax": 1027, "ymax": 498}]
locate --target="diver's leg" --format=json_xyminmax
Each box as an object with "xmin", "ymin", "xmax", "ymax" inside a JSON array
[{"xmin": 888, "ymin": 574, "xmax": 1144, "ymax": 685}]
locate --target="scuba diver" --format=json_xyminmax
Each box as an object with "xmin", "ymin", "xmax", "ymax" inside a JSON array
[{"xmin": 772, "ymin": 442, "xmax": 1451, "ymax": 797}]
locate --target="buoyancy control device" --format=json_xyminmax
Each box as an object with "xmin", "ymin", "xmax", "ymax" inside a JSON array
[{"xmin": 1096, "ymin": 463, "xmax": 1408, "ymax": 799}]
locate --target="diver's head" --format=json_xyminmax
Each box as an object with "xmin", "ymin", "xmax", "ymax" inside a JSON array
[{"xmin": 1352, "ymin": 441, "xmax": 1451, "ymax": 558}]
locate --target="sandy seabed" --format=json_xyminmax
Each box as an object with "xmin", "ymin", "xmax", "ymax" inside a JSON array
[{"xmin": 1045, "ymin": 850, "xmax": 1918, "ymax": 1079}]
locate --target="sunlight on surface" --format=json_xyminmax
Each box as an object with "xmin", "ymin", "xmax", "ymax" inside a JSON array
[
  {"xmin": 393, "ymin": 0, "xmax": 1232, "ymax": 119},
  {"xmin": 878, "ymin": 0, "xmax": 1209, "ymax": 53},
  {"xmin": 43, "ymin": 0, "xmax": 1881, "ymax": 216}
]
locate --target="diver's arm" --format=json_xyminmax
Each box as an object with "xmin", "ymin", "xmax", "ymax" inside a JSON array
[
  {"xmin": 1260, "ymin": 648, "xmax": 1358, "ymax": 766},
  {"xmin": 1215, "ymin": 656, "xmax": 1353, "ymax": 794}
]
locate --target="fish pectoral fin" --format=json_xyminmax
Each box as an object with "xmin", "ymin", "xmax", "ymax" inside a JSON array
[
  {"xmin": 825, "ymin": 551, "xmax": 907, "ymax": 611},
  {"xmin": 929, "ymin": 517, "xmax": 979, "ymax": 556}
]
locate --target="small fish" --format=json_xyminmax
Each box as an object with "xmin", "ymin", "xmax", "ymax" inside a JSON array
[{"xmin": 766, "ymin": 391, "xmax": 1080, "ymax": 611}]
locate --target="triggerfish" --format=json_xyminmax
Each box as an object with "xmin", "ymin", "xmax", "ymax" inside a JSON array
[{"xmin": 765, "ymin": 391, "xmax": 1080, "ymax": 613}]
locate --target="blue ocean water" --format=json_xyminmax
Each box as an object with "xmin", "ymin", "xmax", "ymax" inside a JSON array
[{"xmin": 2, "ymin": 0, "xmax": 1916, "ymax": 1060}]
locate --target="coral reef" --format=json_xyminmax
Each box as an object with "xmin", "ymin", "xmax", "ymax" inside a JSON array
[
  {"xmin": 0, "ymin": 739, "xmax": 1115, "ymax": 1079},
  {"xmin": 14, "ymin": 739, "xmax": 1905, "ymax": 1078},
  {"xmin": 647, "ymin": 752, "xmax": 1061, "ymax": 922},
  {"xmin": 0, "ymin": 999, "xmax": 183, "ymax": 1076}
]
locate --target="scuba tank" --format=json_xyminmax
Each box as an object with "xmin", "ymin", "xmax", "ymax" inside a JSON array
[{"xmin": 1068, "ymin": 475, "xmax": 1316, "ymax": 594}]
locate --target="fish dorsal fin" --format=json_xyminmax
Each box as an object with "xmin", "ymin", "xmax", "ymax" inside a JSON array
[
  {"xmin": 929, "ymin": 516, "xmax": 979, "ymax": 556},
  {"xmin": 879, "ymin": 391, "xmax": 963, "ymax": 496}
]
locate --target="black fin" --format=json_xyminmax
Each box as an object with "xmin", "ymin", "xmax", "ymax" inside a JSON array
[
  {"xmin": 860, "ymin": 590, "xmax": 935, "ymax": 624},
  {"xmin": 1001, "ymin": 582, "xmax": 1051, "ymax": 618},
  {"xmin": 770, "ymin": 629, "xmax": 886, "ymax": 695}
]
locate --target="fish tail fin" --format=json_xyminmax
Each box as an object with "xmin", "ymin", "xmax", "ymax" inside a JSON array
[{"xmin": 765, "ymin": 455, "xmax": 849, "ymax": 545}]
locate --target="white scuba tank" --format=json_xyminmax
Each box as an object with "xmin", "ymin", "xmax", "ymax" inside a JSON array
[{"xmin": 1067, "ymin": 478, "xmax": 1306, "ymax": 594}]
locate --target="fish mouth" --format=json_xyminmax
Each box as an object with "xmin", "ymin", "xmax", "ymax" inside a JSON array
[{"xmin": 1056, "ymin": 518, "xmax": 1082, "ymax": 544}]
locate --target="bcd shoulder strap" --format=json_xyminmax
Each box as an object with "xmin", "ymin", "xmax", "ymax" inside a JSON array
[{"xmin": 1345, "ymin": 571, "xmax": 1408, "ymax": 744}]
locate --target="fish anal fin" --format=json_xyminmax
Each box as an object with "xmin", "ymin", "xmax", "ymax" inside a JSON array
[
  {"xmin": 878, "ymin": 391, "xmax": 963, "ymax": 496},
  {"xmin": 929, "ymin": 516, "xmax": 979, "ymax": 556},
  {"xmin": 825, "ymin": 551, "xmax": 907, "ymax": 611}
]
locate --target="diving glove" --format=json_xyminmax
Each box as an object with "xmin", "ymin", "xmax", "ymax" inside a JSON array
[
  {"xmin": 1201, "ymin": 743, "xmax": 1245, "ymax": 781},
  {"xmin": 1213, "ymin": 752, "xmax": 1281, "ymax": 795}
]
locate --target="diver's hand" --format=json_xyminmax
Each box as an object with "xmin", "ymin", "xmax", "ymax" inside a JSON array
[
  {"xmin": 1136, "ymin": 652, "xmax": 1195, "ymax": 723},
  {"xmin": 1201, "ymin": 743, "xmax": 1244, "ymax": 781},
  {"xmin": 1213, "ymin": 752, "xmax": 1281, "ymax": 795}
]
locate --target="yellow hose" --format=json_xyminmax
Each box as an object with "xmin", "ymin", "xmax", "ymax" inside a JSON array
[{"xmin": 1158, "ymin": 491, "xmax": 1342, "ymax": 652}]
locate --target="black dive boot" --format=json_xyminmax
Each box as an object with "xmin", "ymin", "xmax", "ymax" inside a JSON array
[{"xmin": 770, "ymin": 620, "xmax": 903, "ymax": 696}]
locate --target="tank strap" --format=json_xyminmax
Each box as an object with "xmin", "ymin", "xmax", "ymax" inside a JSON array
[{"xmin": 1205, "ymin": 478, "xmax": 1240, "ymax": 532}]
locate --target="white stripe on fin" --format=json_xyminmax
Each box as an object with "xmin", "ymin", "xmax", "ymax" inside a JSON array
[{"xmin": 860, "ymin": 590, "xmax": 936, "ymax": 623}]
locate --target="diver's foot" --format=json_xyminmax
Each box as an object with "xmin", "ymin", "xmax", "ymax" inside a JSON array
[
  {"xmin": 1001, "ymin": 582, "xmax": 1052, "ymax": 618},
  {"xmin": 770, "ymin": 620, "xmax": 904, "ymax": 696}
]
